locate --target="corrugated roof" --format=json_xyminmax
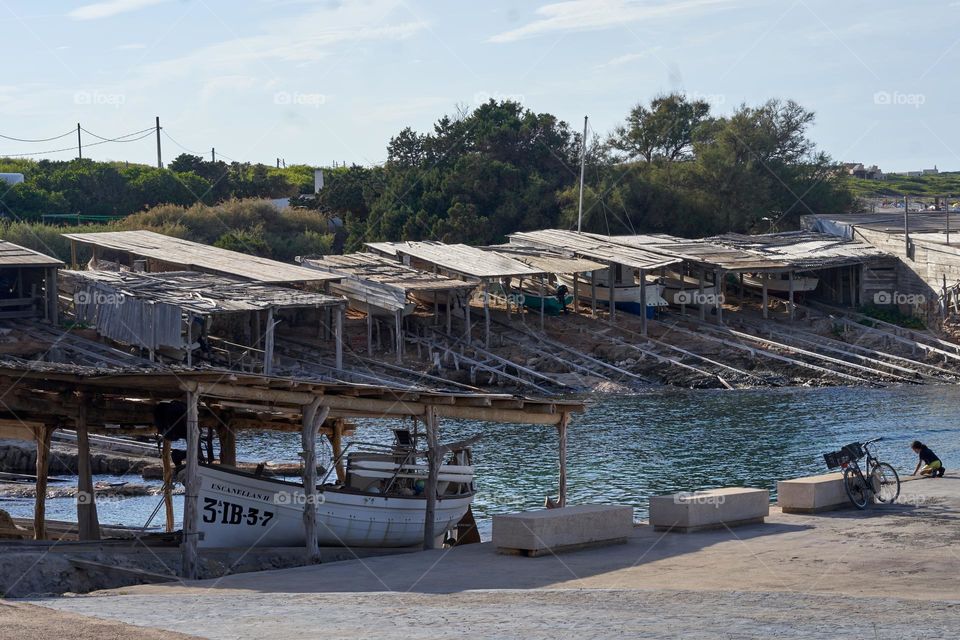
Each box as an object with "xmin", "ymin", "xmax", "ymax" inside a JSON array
[
  {"xmin": 61, "ymin": 270, "xmax": 344, "ymax": 315},
  {"xmin": 63, "ymin": 230, "xmax": 338, "ymax": 285},
  {"xmin": 303, "ymin": 253, "xmax": 477, "ymax": 313},
  {"xmin": 483, "ymin": 245, "xmax": 607, "ymax": 274},
  {"xmin": 0, "ymin": 240, "xmax": 64, "ymax": 268},
  {"xmin": 709, "ymin": 232, "xmax": 890, "ymax": 269},
  {"xmin": 508, "ymin": 229, "xmax": 682, "ymax": 271},
  {"xmin": 364, "ymin": 241, "xmax": 542, "ymax": 279}
]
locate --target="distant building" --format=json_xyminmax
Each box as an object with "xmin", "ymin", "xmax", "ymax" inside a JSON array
[{"xmin": 844, "ymin": 163, "xmax": 884, "ymax": 180}]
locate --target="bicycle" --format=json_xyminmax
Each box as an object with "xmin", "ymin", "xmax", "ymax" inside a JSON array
[{"xmin": 823, "ymin": 437, "xmax": 901, "ymax": 509}]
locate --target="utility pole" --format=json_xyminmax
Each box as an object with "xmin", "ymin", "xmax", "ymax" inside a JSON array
[
  {"xmin": 904, "ymin": 195, "xmax": 910, "ymax": 257},
  {"xmin": 276, "ymin": 157, "xmax": 281, "ymax": 169},
  {"xmin": 155, "ymin": 116, "xmax": 162, "ymax": 168},
  {"xmin": 211, "ymin": 147, "xmax": 216, "ymax": 163},
  {"xmin": 76, "ymin": 123, "xmax": 82, "ymax": 160},
  {"xmin": 577, "ymin": 115, "xmax": 588, "ymax": 233}
]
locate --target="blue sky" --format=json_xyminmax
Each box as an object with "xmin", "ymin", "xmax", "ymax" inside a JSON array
[{"xmin": 2, "ymin": 0, "xmax": 957, "ymax": 172}]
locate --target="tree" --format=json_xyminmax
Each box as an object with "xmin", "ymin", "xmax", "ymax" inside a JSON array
[{"xmin": 609, "ymin": 93, "xmax": 711, "ymax": 163}]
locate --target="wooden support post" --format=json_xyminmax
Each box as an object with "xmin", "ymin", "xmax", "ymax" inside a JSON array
[
  {"xmin": 464, "ymin": 295, "xmax": 472, "ymax": 343},
  {"xmin": 334, "ymin": 306, "xmax": 343, "ymax": 371},
  {"xmin": 70, "ymin": 239, "xmax": 78, "ymax": 270},
  {"xmin": 394, "ymin": 308, "xmax": 403, "ymax": 364},
  {"xmin": 850, "ymin": 266, "xmax": 857, "ymax": 308},
  {"xmin": 264, "ymin": 307, "xmax": 275, "ymax": 375},
  {"xmin": 539, "ymin": 276, "xmax": 546, "ymax": 332},
  {"xmin": 218, "ymin": 424, "xmax": 236, "ymax": 466},
  {"xmin": 33, "ymin": 425, "xmax": 52, "ymax": 540},
  {"xmin": 762, "ymin": 279, "xmax": 769, "ymax": 319},
  {"xmin": 162, "ymin": 439, "xmax": 174, "ymax": 533},
  {"xmin": 331, "ymin": 419, "xmax": 345, "ymax": 482},
  {"xmin": 698, "ymin": 268, "xmax": 706, "ymax": 321},
  {"xmin": 45, "ymin": 268, "xmax": 58, "ymax": 325},
  {"xmin": 557, "ymin": 412, "xmax": 569, "ymax": 507},
  {"xmin": 76, "ymin": 398, "xmax": 100, "ymax": 541},
  {"xmin": 739, "ymin": 272, "xmax": 745, "ymax": 308},
  {"xmin": 181, "ymin": 387, "xmax": 200, "ymax": 580},
  {"xmin": 483, "ymin": 280, "xmax": 491, "ymax": 348},
  {"xmin": 608, "ymin": 263, "xmax": 616, "ymax": 320},
  {"xmin": 680, "ymin": 265, "xmax": 687, "ymax": 316},
  {"xmin": 422, "ymin": 405, "xmax": 439, "ymax": 550},
  {"xmin": 301, "ymin": 398, "xmax": 329, "ymax": 564},
  {"xmin": 186, "ymin": 315, "xmax": 193, "ymax": 367},
  {"xmin": 253, "ymin": 311, "xmax": 262, "ymax": 368},
  {"xmin": 788, "ymin": 271, "xmax": 796, "ymax": 321},
  {"xmin": 590, "ymin": 270, "xmax": 597, "ymax": 317},
  {"xmin": 366, "ymin": 311, "xmax": 374, "ymax": 356},
  {"xmin": 715, "ymin": 268, "xmax": 723, "ymax": 325},
  {"xmin": 572, "ymin": 272, "xmax": 580, "ymax": 313},
  {"xmin": 639, "ymin": 268, "xmax": 648, "ymax": 336},
  {"xmin": 445, "ymin": 291, "xmax": 452, "ymax": 334}
]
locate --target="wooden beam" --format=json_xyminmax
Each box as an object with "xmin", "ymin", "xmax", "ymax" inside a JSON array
[
  {"xmin": 422, "ymin": 405, "xmax": 439, "ymax": 550},
  {"xmin": 394, "ymin": 308, "xmax": 403, "ymax": 364},
  {"xmin": 334, "ymin": 306, "xmax": 343, "ymax": 371},
  {"xmin": 217, "ymin": 425, "xmax": 236, "ymax": 466},
  {"xmin": 639, "ymin": 268, "xmax": 647, "ymax": 337},
  {"xmin": 162, "ymin": 439, "xmax": 174, "ymax": 533},
  {"xmin": 180, "ymin": 388, "xmax": 200, "ymax": 580},
  {"xmin": 557, "ymin": 412, "xmax": 569, "ymax": 507},
  {"xmin": 301, "ymin": 398, "xmax": 328, "ymax": 564},
  {"xmin": 76, "ymin": 398, "xmax": 100, "ymax": 541},
  {"xmin": 264, "ymin": 307, "xmax": 275, "ymax": 375},
  {"xmin": 33, "ymin": 425, "xmax": 52, "ymax": 540}
]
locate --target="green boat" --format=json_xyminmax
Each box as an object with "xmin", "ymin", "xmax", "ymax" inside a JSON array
[{"xmin": 516, "ymin": 288, "xmax": 572, "ymax": 316}]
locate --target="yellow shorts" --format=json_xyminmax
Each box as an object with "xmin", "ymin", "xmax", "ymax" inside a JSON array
[{"xmin": 922, "ymin": 460, "xmax": 942, "ymax": 472}]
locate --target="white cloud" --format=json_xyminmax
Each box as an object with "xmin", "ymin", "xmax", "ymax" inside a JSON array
[
  {"xmin": 597, "ymin": 47, "xmax": 662, "ymax": 68},
  {"xmin": 142, "ymin": 0, "xmax": 426, "ymax": 81},
  {"xmin": 69, "ymin": 0, "xmax": 169, "ymax": 21},
  {"xmin": 490, "ymin": 0, "xmax": 740, "ymax": 43}
]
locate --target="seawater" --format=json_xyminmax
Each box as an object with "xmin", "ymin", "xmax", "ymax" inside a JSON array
[{"xmin": 3, "ymin": 385, "xmax": 958, "ymax": 536}]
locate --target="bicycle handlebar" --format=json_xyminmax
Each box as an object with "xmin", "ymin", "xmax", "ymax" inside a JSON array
[{"xmin": 863, "ymin": 437, "xmax": 884, "ymax": 446}]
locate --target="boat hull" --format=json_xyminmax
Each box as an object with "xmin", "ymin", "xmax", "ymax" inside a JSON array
[
  {"xmin": 742, "ymin": 275, "xmax": 819, "ymax": 293},
  {"xmin": 556, "ymin": 274, "xmax": 667, "ymax": 312},
  {"xmin": 196, "ymin": 465, "xmax": 473, "ymax": 549}
]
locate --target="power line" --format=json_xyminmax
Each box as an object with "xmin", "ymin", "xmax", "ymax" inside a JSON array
[
  {"xmin": 161, "ymin": 129, "xmax": 203, "ymax": 155},
  {"xmin": 3, "ymin": 129, "xmax": 155, "ymax": 157},
  {"xmin": 80, "ymin": 126, "xmax": 154, "ymax": 142},
  {"xmin": 0, "ymin": 129, "xmax": 76, "ymax": 143}
]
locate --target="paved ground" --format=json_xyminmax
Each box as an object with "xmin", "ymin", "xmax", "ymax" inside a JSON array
[{"xmin": 18, "ymin": 475, "xmax": 960, "ymax": 639}]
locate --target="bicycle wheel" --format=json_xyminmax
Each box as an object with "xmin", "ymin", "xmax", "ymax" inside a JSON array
[
  {"xmin": 843, "ymin": 466, "xmax": 869, "ymax": 509},
  {"xmin": 870, "ymin": 462, "xmax": 901, "ymax": 503}
]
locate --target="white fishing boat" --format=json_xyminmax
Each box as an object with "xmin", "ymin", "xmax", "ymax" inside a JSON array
[
  {"xmin": 349, "ymin": 298, "xmax": 417, "ymax": 319},
  {"xmin": 653, "ymin": 272, "xmax": 719, "ymax": 305},
  {"xmin": 742, "ymin": 272, "xmax": 819, "ymax": 293},
  {"xmin": 556, "ymin": 271, "xmax": 667, "ymax": 316},
  {"xmin": 196, "ymin": 437, "xmax": 475, "ymax": 549}
]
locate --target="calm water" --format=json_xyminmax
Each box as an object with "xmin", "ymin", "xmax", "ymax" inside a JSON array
[{"xmin": 4, "ymin": 385, "xmax": 959, "ymax": 537}]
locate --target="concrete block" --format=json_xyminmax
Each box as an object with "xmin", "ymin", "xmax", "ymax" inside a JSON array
[
  {"xmin": 493, "ymin": 504, "xmax": 634, "ymax": 556},
  {"xmin": 777, "ymin": 473, "xmax": 850, "ymax": 513},
  {"xmin": 649, "ymin": 487, "xmax": 769, "ymax": 532}
]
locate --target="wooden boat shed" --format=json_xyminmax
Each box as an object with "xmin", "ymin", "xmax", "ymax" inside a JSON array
[
  {"xmin": 60, "ymin": 269, "xmax": 348, "ymax": 373},
  {"xmin": 62, "ymin": 230, "xmax": 340, "ymax": 286},
  {"xmin": 0, "ymin": 239, "xmax": 62, "ymax": 322},
  {"xmin": 366, "ymin": 240, "xmax": 601, "ymax": 343},
  {"xmin": 300, "ymin": 252, "xmax": 477, "ymax": 360},
  {"xmin": 508, "ymin": 229, "xmax": 682, "ymax": 334},
  {"xmin": 0, "ymin": 361, "xmax": 583, "ymax": 578}
]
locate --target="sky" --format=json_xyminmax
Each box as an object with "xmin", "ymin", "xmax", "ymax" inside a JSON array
[{"xmin": 1, "ymin": 0, "xmax": 958, "ymax": 172}]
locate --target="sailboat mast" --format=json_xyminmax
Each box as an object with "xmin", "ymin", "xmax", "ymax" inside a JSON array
[{"xmin": 577, "ymin": 115, "xmax": 588, "ymax": 233}]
